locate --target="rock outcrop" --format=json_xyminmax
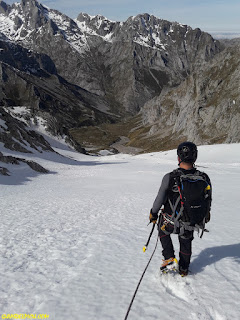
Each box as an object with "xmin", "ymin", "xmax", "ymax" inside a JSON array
[
  {"xmin": 141, "ymin": 42, "xmax": 240, "ymax": 147},
  {"xmin": 0, "ymin": 106, "xmax": 52, "ymax": 175}
]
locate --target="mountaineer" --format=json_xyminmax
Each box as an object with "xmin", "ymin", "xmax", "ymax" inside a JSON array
[{"xmin": 149, "ymin": 142, "xmax": 212, "ymax": 276}]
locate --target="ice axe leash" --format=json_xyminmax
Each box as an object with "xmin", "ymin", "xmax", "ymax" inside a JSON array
[{"xmin": 124, "ymin": 221, "xmax": 159, "ymax": 320}]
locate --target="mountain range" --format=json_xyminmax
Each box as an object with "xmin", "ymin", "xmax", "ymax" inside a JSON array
[{"xmin": 0, "ymin": 0, "xmax": 239, "ymax": 164}]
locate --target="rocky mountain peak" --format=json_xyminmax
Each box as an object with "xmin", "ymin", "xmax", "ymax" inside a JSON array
[
  {"xmin": 21, "ymin": 0, "xmax": 41, "ymax": 8},
  {"xmin": 21, "ymin": 0, "xmax": 49, "ymax": 30},
  {"xmin": 76, "ymin": 12, "xmax": 119, "ymax": 38},
  {"xmin": 0, "ymin": 0, "xmax": 56, "ymax": 41}
]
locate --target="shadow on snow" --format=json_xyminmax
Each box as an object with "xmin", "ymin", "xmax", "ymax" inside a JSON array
[
  {"xmin": 0, "ymin": 154, "xmax": 126, "ymax": 186},
  {"xmin": 191, "ymin": 243, "xmax": 240, "ymax": 274}
]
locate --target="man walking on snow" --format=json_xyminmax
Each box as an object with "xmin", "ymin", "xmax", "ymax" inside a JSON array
[{"xmin": 149, "ymin": 142, "xmax": 212, "ymax": 276}]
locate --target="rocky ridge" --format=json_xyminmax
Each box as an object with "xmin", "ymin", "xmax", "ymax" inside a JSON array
[{"xmin": 0, "ymin": 1, "xmax": 222, "ymax": 113}]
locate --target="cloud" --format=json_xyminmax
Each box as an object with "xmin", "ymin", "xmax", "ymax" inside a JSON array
[{"xmin": 210, "ymin": 32, "xmax": 240, "ymax": 39}]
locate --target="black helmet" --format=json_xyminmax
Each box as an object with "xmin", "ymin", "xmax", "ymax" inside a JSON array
[{"xmin": 177, "ymin": 141, "xmax": 198, "ymax": 163}]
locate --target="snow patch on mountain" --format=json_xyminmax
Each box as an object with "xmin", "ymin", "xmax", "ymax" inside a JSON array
[
  {"xmin": 133, "ymin": 33, "xmax": 167, "ymax": 50},
  {"xmin": 75, "ymin": 13, "xmax": 117, "ymax": 43},
  {"xmin": 4, "ymin": 106, "xmax": 71, "ymax": 149},
  {"xmin": 0, "ymin": 14, "xmax": 15, "ymax": 39},
  {"xmin": 46, "ymin": 10, "xmax": 90, "ymax": 53},
  {"xmin": 0, "ymin": 3, "xmax": 34, "ymax": 42}
]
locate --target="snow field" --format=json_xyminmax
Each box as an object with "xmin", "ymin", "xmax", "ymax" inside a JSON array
[{"xmin": 0, "ymin": 144, "xmax": 240, "ymax": 320}]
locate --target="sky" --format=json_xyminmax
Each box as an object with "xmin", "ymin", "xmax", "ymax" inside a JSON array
[{"xmin": 3, "ymin": 0, "xmax": 240, "ymax": 37}]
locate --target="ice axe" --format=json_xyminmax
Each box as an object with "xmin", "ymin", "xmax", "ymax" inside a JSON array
[{"xmin": 143, "ymin": 222, "xmax": 156, "ymax": 252}]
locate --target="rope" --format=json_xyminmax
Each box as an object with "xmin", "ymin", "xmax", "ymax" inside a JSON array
[{"xmin": 124, "ymin": 234, "xmax": 159, "ymax": 320}]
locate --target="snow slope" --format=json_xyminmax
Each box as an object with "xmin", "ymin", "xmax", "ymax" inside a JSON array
[{"xmin": 0, "ymin": 143, "xmax": 240, "ymax": 320}]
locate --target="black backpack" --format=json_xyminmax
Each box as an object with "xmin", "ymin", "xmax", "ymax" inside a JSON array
[{"xmin": 166, "ymin": 169, "xmax": 211, "ymax": 237}]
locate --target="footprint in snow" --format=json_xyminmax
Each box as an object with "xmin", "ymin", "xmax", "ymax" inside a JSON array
[{"xmin": 159, "ymin": 271, "xmax": 198, "ymax": 304}]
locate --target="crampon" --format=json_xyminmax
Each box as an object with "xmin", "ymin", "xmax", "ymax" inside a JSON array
[{"xmin": 160, "ymin": 257, "xmax": 178, "ymax": 274}]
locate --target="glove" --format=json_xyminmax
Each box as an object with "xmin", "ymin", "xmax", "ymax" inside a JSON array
[
  {"xmin": 149, "ymin": 210, "xmax": 158, "ymax": 224},
  {"xmin": 205, "ymin": 211, "xmax": 211, "ymax": 223}
]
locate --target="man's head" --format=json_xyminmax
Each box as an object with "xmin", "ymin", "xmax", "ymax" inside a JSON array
[{"xmin": 177, "ymin": 141, "xmax": 198, "ymax": 166}]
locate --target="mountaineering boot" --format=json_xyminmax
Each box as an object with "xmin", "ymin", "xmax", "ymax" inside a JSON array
[
  {"xmin": 160, "ymin": 257, "xmax": 178, "ymax": 273},
  {"xmin": 179, "ymin": 266, "xmax": 188, "ymax": 277}
]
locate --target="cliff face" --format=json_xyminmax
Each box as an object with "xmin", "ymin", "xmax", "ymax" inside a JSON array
[
  {"xmin": 141, "ymin": 43, "xmax": 240, "ymax": 148},
  {"xmin": 0, "ymin": 37, "xmax": 115, "ymax": 139}
]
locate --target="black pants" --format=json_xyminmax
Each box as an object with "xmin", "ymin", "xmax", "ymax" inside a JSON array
[{"xmin": 158, "ymin": 223, "xmax": 194, "ymax": 270}]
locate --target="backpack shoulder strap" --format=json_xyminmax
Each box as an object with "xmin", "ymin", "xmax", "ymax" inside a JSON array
[
  {"xmin": 167, "ymin": 169, "xmax": 182, "ymax": 212},
  {"xmin": 166, "ymin": 169, "xmax": 184, "ymax": 233}
]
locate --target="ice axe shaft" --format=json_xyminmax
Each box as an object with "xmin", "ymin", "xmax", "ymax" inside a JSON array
[{"xmin": 143, "ymin": 223, "xmax": 156, "ymax": 252}]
